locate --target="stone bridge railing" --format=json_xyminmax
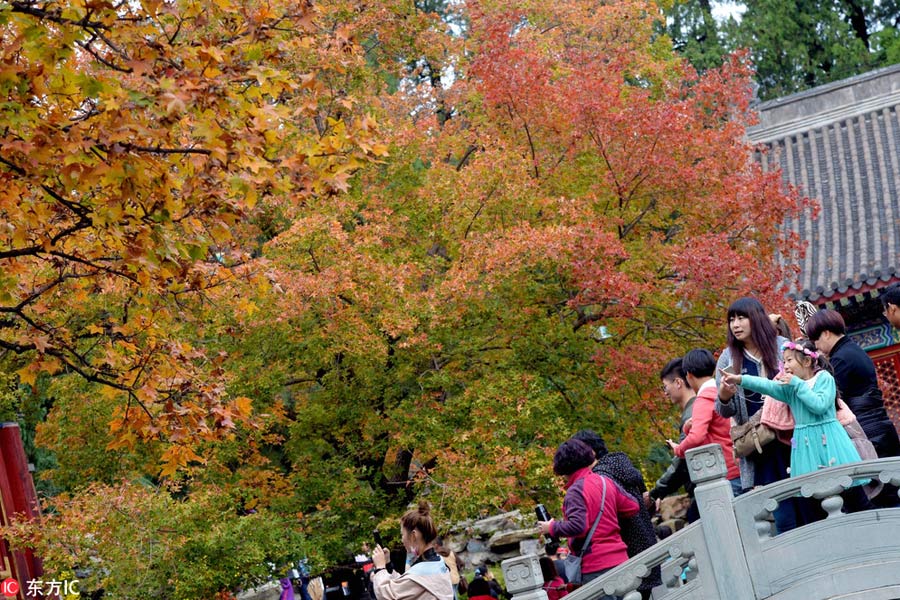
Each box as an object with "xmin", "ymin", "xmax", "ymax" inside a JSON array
[{"xmin": 502, "ymin": 444, "xmax": 900, "ymax": 600}]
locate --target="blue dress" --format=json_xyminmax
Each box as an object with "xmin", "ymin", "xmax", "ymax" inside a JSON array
[{"xmin": 739, "ymin": 371, "xmax": 862, "ymax": 477}]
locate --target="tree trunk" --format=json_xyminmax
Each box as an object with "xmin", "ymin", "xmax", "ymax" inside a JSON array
[{"xmin": 843, "ymin": 0, "xmax": 870, "ymax": 49}]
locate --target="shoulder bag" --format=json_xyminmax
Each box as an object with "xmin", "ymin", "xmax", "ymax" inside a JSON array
[
  {"xmin": 730, "ymin": 410, "xmax": 777, "ymax": 458},
  {"xmin": 561, "ymin": 476, "xmax": 607, "ymax": 586}
]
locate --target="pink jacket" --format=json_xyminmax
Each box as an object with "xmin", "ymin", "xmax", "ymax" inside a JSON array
[
  {"xmin": 761, "ymin": 391, "xmax": 855, "ymax": 429},
  {"xmin": 673, "ymin": 379, "xmax": 740, "ymax": 480},
  {"xmin": 549, "ymin": 467, "xmax": 639, "ymax": 573}
]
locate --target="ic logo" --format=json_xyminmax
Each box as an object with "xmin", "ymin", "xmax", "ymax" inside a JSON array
[{"xmin": 0, "ymin": 578, "xmax": 18, "ymax": 598}]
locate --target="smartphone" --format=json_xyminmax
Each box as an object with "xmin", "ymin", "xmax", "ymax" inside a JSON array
[
  {"xmin": 721, "ymin": 364, "xmax": 736, "ymax": 375},
  {"xmin": 373, "ymin": 529, "xmax": 384, "ymax": 548}
]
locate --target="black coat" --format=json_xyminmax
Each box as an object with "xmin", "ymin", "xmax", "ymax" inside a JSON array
[
  {"xmin": 649, "ymin": 397, "xmax": 696, "ymax": 500},
  {"xmin": 593, "ymin": 452, "xmax": 660, "ymax": 593},
  {"xmin": 830, "ymin": 336, "xmax": 900, "ymax": 458}
]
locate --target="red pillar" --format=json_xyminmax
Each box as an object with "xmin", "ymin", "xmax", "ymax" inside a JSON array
[{"xmin": 0, "ymin": 423, "xmax": 43, "ymax": 599}]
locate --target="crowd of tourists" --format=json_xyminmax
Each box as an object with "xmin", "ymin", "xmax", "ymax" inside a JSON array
[{"xmin": 362, "ymin": 290, "xmax": 900, "ymax": 600}]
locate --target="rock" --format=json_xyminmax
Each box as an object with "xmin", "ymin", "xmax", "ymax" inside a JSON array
[
  {"xmin": 492, "ymin": 547, "xmax": 522, "ymax": 562},
  {"xmin": 237, "ymin": 582, "xmax": 281, "ymax": 600},
  {"xmin": 471, "ymin": 510, "xmax": 524, "ymax": 535},
  {"xmin": 519, "ymin": 539, "xmax": 542, "ymax": 557},
  {"xmin": 463, "ymin": 551, "xmax": 492, "ymax": 569},
  {"xmin": 448, "ymin": 537, "xmax": 468, "ymax": 554},
  {"xmin": 447, "ymin": 510, "xmax": 542, "ymax": 573},
  {"xmin": 487, "ymin": 528, "xmax": 540, "ymax": 549}
]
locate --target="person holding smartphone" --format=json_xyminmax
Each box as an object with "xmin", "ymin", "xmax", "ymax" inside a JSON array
[
  {"xmin": 371, "ymin": 502, "xmax": 452, "ymax": 600},
  {"xmin": 647, "ymin": 358, "xmax": 697, "ymax": 521},
  {"xmin": 537, "ymin": 439, "xmax": 639, "ymax": 594}
]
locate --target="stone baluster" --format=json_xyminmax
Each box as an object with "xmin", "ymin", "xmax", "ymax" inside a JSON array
[
  {"xmin": 879, "ymin": 468, "xmax": 900, "ymax": 501},
  {"xmin": 501, "ymin": 555, "xmax": 548, "ymax": 600},
  {"xmin": 686, "ymin": 443, "xmax": 755, "ymax": 600},
  {"xmin": 800, "ymin": 475, "xmax": 851, "ymax": 518}
]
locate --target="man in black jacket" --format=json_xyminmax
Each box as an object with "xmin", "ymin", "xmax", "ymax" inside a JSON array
[
  {"xmin": 882, "ymin": 283, "xmax": 900, "ymax": 331},
  {"xmin": 645, "ymin": 358, "xmax": 698, "ymax": 521},
  {"xmin": 807, "ymin": 308, "xmax": 900, "ymax": 507}
]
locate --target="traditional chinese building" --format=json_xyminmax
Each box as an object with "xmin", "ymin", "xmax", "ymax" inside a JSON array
[{"xmin": 747, "ymin": 63, "xmax": 900, "ymax": 432}]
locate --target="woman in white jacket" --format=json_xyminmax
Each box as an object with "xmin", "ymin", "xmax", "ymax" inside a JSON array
[{"xmin": 371, "ymin": 502, "xmax": 453, "ymax": 600}]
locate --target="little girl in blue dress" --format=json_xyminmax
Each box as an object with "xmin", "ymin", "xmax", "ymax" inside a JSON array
[{"xmin": 720, "ymin": 339, "xmax": 862, "ymax": 478}]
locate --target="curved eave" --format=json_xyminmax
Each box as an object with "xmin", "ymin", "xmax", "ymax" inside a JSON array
[{"xmin": 788, "ymin": 272, "xmax": 900, "ymax": 304}]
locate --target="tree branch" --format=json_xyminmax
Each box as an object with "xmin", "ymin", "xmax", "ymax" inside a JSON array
[
  {"xmin": 10, "ymin": 1, "xmax": 113, "ymax": 29},
  {"xmin": 76, "ymin": 39, "xmax": 134, "ymax": 73},
  {"xmin": 619, "ymin": 197, "xmax": 657, "ymax": 240},
  {"xmin": 119, "ymin": 143, "xmax": 212, "ymax": 156}
]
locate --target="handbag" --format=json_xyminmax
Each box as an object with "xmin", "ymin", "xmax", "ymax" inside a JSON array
[
  {"xmin": 837, "ymin": 399, "xmax": 879, "ymax": 460},
  {"xmin": 561, "ymin": 477, "xmax": 607, "ymax": 585},
  {"xmin": 730, "ymin": 410, "xmax": 777, "ymax": 458},
  {"xmin": 835, "ymin": 398, "xmax": 883, "ymax": 498}
]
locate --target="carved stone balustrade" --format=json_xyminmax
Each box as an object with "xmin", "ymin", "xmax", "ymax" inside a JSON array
[
  {"xmin": 500, "ymin": 555, "xmax": 548, "ymax": 600},
  {"xmin": 501, "ymin": 447, "xmax": 900, "ymax": 600},
  {"xmin": 732, "ymin": 456, "xmax": 900, "ymax": 600}
]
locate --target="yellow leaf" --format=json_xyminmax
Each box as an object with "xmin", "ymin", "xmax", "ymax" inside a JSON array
[
  {"xmin": 199, "ymin": 46, "xmax": 226, "ymax": 63},
  {"xmin": 16, "ymin": 366, "xmax": 36, "ymax": 387},
  {"xmin": 234, "ymin": 396, "xmax": 253, "ymax": 417},
  {"xmin": 161, "ymin": 92, "xmax": 186, "ymax": 115},
  {"xmin": 159, "ymin": 457, "xmax": 180, "ymax": 478},
  {"xmin": 237, "ymin": 297, "xmax": 258, "ymax": 316}
]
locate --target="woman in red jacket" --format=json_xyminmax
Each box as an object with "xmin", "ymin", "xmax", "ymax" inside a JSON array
[
  {"xmin": 539, "ymin": 557, "xmax": 568, "ymax": 600},
  {"xmin": 538, "ymin": 439, "xmax": 639, "ymax": 595}
]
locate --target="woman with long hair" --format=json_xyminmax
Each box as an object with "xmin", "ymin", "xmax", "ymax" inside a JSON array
[{"xmin": 714, "ymin": 297, "xmax": 799, "ymax": 531}]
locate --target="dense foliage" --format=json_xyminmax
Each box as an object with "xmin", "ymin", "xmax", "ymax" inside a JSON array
[
  {"xmin": 0, "ymin": 0, "xmax": 808, "ymax": 597},
  {"xmin": 667, "ymin": 0, "xmax": 900, "ymax": 99}
]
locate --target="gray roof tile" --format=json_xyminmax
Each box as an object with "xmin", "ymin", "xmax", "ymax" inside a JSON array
[{"xmin": 747, "ymin": 65, "xmax": 900, "ymax": 301}]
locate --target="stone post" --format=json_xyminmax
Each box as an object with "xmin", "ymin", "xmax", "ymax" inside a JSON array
[
  {"xmin": 686, "ymin": 443, "xmax": 755, "ymax": 600},
  {"xmin": 501, "ymin": 555, "xmax": 548, "ymax": 600}
]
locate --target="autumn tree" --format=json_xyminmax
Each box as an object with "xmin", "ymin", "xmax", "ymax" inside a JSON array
[
  {"xmin": 171, "ymin": 0, "xmax": 808, "ymax": 562},
  {"xmin": 0, "ymin": 0, "xmax": 812, "ymax": 597},
  {"xmin": 0, "ymin": 0, "xmax": 396, "ymax": 595},
  {"xmin": 0, "ymin": 0, "xmax": 392, "ymax": 471}
]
